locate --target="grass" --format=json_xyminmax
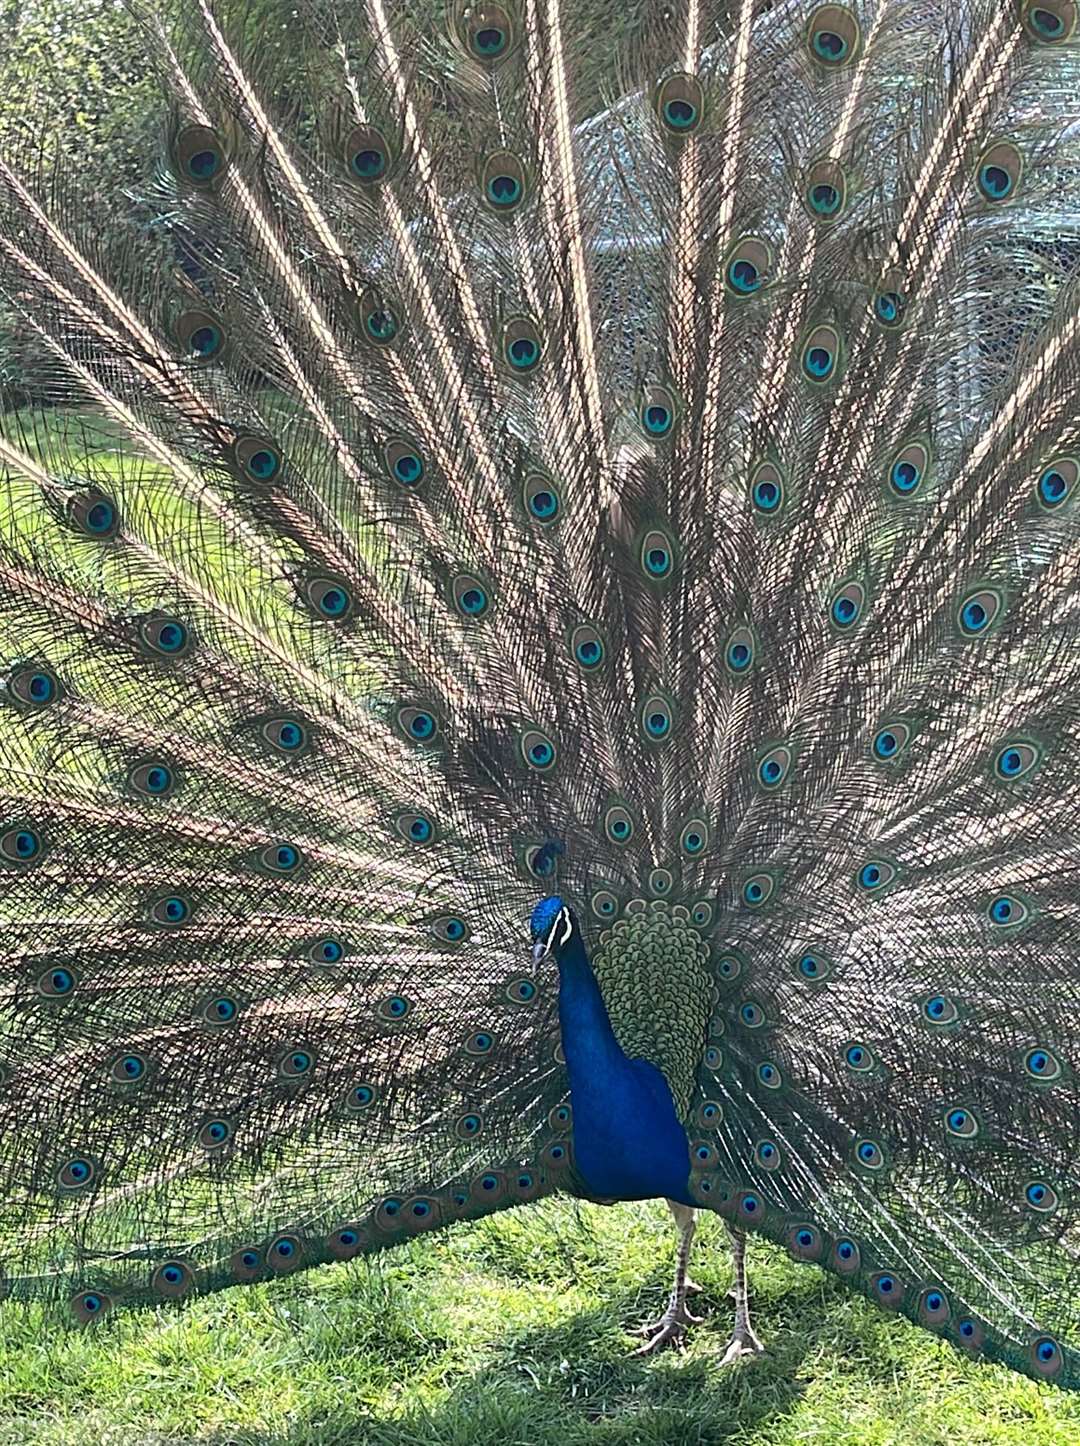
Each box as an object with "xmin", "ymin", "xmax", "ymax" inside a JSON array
[{"xmin": 4, "ymin": 1199, "xmax": 1080, "ymax": 1445}]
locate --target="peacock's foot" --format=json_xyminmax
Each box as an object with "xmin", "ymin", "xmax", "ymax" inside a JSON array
[
  {"xmin": 718, "ymin": 1322, "xmax": 765, "ymax": 1367},
  {"xmin": 630, "ymin": 1299, "xmax": 704, "ymax": 1355}
]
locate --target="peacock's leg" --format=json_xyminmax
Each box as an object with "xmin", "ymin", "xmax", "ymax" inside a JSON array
[
  {"xmin": 631, "ymin": 1199, "xmax": 703, "ymax": 1353},
  {"xmin": 718, "ymin": 1223, "xmax": 765, "ymax": 1366}
]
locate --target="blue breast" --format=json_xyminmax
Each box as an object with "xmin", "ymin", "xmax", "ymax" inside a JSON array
[{"xmin": 556, "ymin": 931, "xmax": 695, "ymax": 1206}]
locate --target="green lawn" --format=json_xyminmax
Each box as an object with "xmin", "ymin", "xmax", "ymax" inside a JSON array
[{"xmin": 3, "ymin": 1199, "xmax": 1080, "ymax": 1445}]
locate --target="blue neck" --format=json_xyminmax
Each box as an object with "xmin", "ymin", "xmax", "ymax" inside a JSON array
[
  {"xmin": 556, "ymin": 930, "xmax": 626, "ymax": 1082},
  {"xmin": 555, "ymin": 928, "xmax": 695, "ymax": 1206}
]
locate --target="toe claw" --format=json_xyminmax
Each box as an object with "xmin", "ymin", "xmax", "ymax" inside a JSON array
[
  {"xmin": 718, "ymin": 1327, "xmax": 765, "ymax": 1367},
  {"xmin": 629, "ymin": 1298, "xmax": 705, "ymax": 1354}
]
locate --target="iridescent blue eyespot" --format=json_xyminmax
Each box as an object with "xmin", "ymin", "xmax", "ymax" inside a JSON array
[
  {"xmin": 728, "ymin": 258, "xmax": 762, "ymax": 294},
  {"xmin": 58, "ymin": 1156, "xmax": 96, "ymax": 1189},
  {"xmin": 829, "ymin": 580, "xmax": 865, "ymax": 630},
  {"xmin": 874, "ymin": 289, "xmax": 905, "ymax": 327},
  {"xmin": 521, "ymin": 728, "xmax": 557, "ymax": 771},
  {"xmin": 805, "ymin": 158, "xmax": 846, "ymax": 220},
  {"xmin": 798, "ymin": 953, "xmax": 829, "ymax": 980},
  {"xmin": 945, "ymin": 1106, "xmax": 979, "ymax": 1138},
  {"xmin": 834, "ymin": 1238, "xmax": 859, "ymax": 1273},
  {"xmin": 313, "ymin": 938, "xmax": 343, "ymax": 963},
  {"xmin": 199, "ymin": 1118, "xmax": 232, "ymax": 1148},
  {"xmin": 858, "ymin": 859, "xmax": 896, "ymax": 892},
  {"xmin": 755, "ymin": 1140, "xmax": 780, "ymax": 1167},
  {"xmin": 1025, "ymin": 1180, "xmax": 1058, "ymax": 1212},
  {"xmin": 111, "ymin": 1052, "xmax": 147, "ymax": 1083},
  {"xmin": 1024, "ymin": 1046, "xmax": 1062, "ymax": 1081},
  {"xmin": 486, "ymin": 170, "xmax": 522, "ymax": 208},
  {"xmin": 524, "ymin": 477, "xmax": 560, "ymax": 520},
  {"xmin": 976, "ymin": 142, "xmax": 1021, "ymax": 202},
  {"xmin": 280, "ymin": 1049, "xmax": 313, "ymax": 1078},
  {"xmin": 453, "ymin": 576, "xmax": 490, "ymax": 619},
  {"xmin": 570, "ymin": 625, "xmax": 604, "ymax": 671},
  {"xmin": 988, "ymin": 893, "xmax": 1028, "ymax": 927},
  {"xmin": 872, "ymin": 722, "xmax": 913, "ymax": 762},
  {"xmin": 753, "ymin": 477, "xmax": 780, "ymax": 511},
  {"xmin": 657, "ymin": 75, "xmax": 704, "ymax": 135},
  {"xmin": 604, "ymin": 804, "xmax": 634, "ymax": 844},
  {"xmin": 40, "ymin": 966, "xmax": 75, "ymax": 996},
  {"xmin": 344, "ymin": 125, "xmax": 390, "ymax": 183},
  {"xmin": 462, "ymin": 6, "xmax": 513, "ymax": 60},
  {"xmin": 303, "ymin": 577, "xmax": 351, "ymax": 620},
  {"xmin": 1025, "ymin": 3, "xmax": 1072, "ymax": 41},
  {"xmin": 845, "ymin": 1043, "xmax": 874, "ymax": 1071},
  {"xmin": 397, "ymin": 706, "xmax": 438, "ymax": 743},
  {"xmin": 641, "ymin": 529, "xmax": 675, "ymax": 580},
  {"xmin": 801, "ymin": 325, "xmax": 841, "ymax": 382},
  {"xmin": 1, "ymin": 826, "xmax": 42, "ymax": 864},
  {"xmin": 151, "ymin": 893, "xmax": 190, "ymax": 924},
  {"xmin": 749, "ymin": 461, "xmax": 784, "ymax": 516},
  {"xmin": 347, "ymin": 1083, "xmax": 377, "ymax": 1110},
  {"xmin": 174, "ymin": 125, "xmax": 225, "ymax": 186},
  {"xmin": 351, "ymin": 146, "xmax": 386, "ymax": 181},
  {"xmin": 812, "ymin": 28, "xmax": 849, "ymax": 62},
  {"xmin": 640, "ymin": 384, "xmax": 677, "ymax": 438},
  {"xmin": 140, "ymin": 616, "xmax": 189, "ymax": 657},
  {"xmin": 204, "ymin": 995, "xmax": 239, "ymax": 1024},
  {"xmin": 855, "ymin": 1138, "xmax": 884, "ymax": 1168},
  {"xmin": 246, "ymin": 448, "xmax": 279, "ymax": 481},
  {"xmin": 725, "ymin": 627, "xmax": 755, "ymax": 675},
  {"xmin": 73, "ymin": 1290, "xmax": 108, "ymax": 1320},
  {"xmin": 642, "ymin": 695, "xmax": 674, "ymax": 740},
  {"xmin": 1035, "ymin": 457, "xmax": 1077, "ymax": 509},
  {"xmin": 742, "ymin": 873, "xmax": 775, "ymax": 908},
  {"xmin": 664, "ymin": 99, "xmax": 696, "ymax": 128},
  {"xmin": 503, "ymin": 319, "xmax": 543, "ymax": 372},
  {"xmin": 756, "ymin": 744, "xmax": 791, "ymax": 789},
  {"xmin": 1032, "ymin": 1336, "xmax": 1063, "ymax": 1375},
  {"xmin": 922, "ymin": 993, "xmax": 958, "ymax": 1024}
]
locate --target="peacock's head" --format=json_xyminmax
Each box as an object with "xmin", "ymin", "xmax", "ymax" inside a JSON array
[{"xmin": 530, "ymin": 894, "xmax": 576, "ymax": 964}]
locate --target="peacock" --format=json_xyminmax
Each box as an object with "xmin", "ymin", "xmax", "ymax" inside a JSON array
[{"xmin": 2, "ymin": 0, "xmax": 1080, "ymax": 1388}]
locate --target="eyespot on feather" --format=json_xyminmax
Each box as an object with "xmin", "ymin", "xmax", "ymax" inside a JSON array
[
  {"xmin": 481, "ymin": 151, "xmax": 528, "ymax": 213},
  {"xmin": 724, "ymin": 237, "xmax": 771, "ymax": 297},
  {"xmin": 64, "ymin": 489, "xmax": 119, "ymax": 539},
  {"xmin": 357, "ymin": 288, "xmax": 401, "ymax": 346},
  {"xmin": 457, "ymin": 3, "xmax": 516, "ymax": 63},
  {"xmin": 502, "ymin": 316, "xmax": 543, "ymax": 373},
  {"xmin": 344, "ymin": 124, "xmax": 392, "ymax": 184},
  {"xmin": 640, "ymin": 384, "xmax": 677, "ymax": 439},
  {"xmin": 172, "ymin": 124, "xmax": 227, "ymax": 186},
  {"xmin": 656, "ymin": 73, "xmax": 705, "ymax": 135},
  {"xmin": 887, "ymin": 440, "xmax": 931, "ymax": 497},
  {"xmin": 1022, "ymin": 1, "xmax": 1077, "ymax": 42},
  {"xmin": 804, "ymin": 157, "xmax": 847, "ymax": 221},
  {"xmin": 975, "ymin": 141, "xmax": 1022, "ymax": 203},
  {"xmin": 807, "ymin": 6, "xmax": 860, "ymax": 66}
]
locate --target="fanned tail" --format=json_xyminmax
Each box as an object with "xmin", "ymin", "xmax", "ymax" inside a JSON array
[{"xmin": 2, "ymin": 0, "xmax": 1080, "ymax": 1389}]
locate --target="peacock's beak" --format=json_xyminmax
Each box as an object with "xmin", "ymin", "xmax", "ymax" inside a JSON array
[{"xmin": 531, "ymin": 939, "xmax": 549, "ymax": 966}]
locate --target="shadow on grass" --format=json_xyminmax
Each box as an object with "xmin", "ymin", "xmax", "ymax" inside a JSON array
[{"xmin": 187, "ymin": 1266, "xmax": 848, "ymax": 1446}]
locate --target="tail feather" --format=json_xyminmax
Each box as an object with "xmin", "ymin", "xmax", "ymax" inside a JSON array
[{"xmin": 2, "ymin": 0, "xmax": 1080, "ymax": 1387}]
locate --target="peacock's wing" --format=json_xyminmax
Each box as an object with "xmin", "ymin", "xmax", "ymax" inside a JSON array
[{"xmin": 1, "ymin": 0, "xmax": 1080, "ymax": 1390}]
